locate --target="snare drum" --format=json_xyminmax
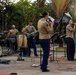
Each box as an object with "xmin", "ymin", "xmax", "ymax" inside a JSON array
[{"xmin": 17, "ymin": 34, "xmax": 27, "ymax": 47}]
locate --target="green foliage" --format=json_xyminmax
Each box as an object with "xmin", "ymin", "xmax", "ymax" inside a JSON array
[
  {"xmin": 1, "ymin": 0, "xmax": 75, "ymax": 31},
  {"xmin": 67, "ymin": 0, "xmax": 76, "ymax": 22},
  {"xmin": 1, "ymin": 0, "xmax": 55, "ymax": 31}
]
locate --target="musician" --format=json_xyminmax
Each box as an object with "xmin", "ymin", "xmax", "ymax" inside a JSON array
[
  {"xmin": 7, "ymin": 25, "xmax": 19, "ymax": 37},
  {"xmin": 7, "ymin": 25, "xmax": 19, "ymax": 52},
  {"xmin": 22, "ymin": 21, "xmax": 38, "ymax": 56},
  {"xmin": 37, "ymin": 11, "xmax": 54, "ymax": 72},
  {"xmin": 66, "ymin": 19, "xmax": 76, "ymax": 61}
]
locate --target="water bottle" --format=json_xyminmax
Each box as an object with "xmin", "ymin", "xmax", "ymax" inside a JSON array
[{"xmin": 21, "ymin": 51, "xmax": 24, "ymax": 57}]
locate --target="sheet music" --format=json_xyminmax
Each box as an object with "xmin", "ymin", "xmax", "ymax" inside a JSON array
[{"xmin": 49, "ymin": 16, "xmax": 55, "ymax": 22}]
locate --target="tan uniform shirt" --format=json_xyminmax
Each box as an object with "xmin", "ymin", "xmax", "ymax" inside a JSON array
[
  {"xmin": 38, "ymin": 18, "xmax": 51, "ymax": 39},
  {"xmin": 66, "ymin": 24, "xmax": 74, "ymax": 38},
  {"xmin": 7, "ymin": 29, "xmax": 19, "ymax": 38},
  {"xmin": 22, "ymin": 25, "xmax": 36, "ymax": 33}
]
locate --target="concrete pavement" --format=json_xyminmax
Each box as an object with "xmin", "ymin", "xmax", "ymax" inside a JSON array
[{"xmin": 0, "ymin": 52, "xmax": 76, "ymax": 75}]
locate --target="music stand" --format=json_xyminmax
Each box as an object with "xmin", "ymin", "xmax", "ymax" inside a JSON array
[
  {"xmin": 50, "ymin": 32, "xmax": 58, "ymax": 61},
  {"xmin": 60, "ymin": 34, "xmax": 66, "ymax": 57},
  {"xmin": 39, "ymin": 32, "xmax": 58, "ymax": 66}
]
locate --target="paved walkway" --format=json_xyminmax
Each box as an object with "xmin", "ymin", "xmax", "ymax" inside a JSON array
[{"xmin": 0, "ymin": 52, "xmax": 76, "ymax": 75}]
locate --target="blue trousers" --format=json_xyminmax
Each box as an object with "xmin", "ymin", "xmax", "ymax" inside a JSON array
[
  {"xmin": 66, "ymin": 38, "xmax": 75, "ymax": 60},
  {"xmin": 39, "ymin": 39, "xmax": 50, "ymax": 70},
  {"xmin": 27, "ymin": 36, "xmax": 37, "ymax": 56}
]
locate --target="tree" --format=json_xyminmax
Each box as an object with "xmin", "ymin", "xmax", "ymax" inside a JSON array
[
  {"xmin": 37, "ymin": 0, "xmax": 46, "ymax": 7},
  {"xmin": 0, "ymin": 0, "xmax": 56, "ymax": 31}
]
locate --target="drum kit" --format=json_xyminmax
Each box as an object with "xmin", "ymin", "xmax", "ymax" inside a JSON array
[
  {"xmin": 17, "ymin": 34, "xmax": 27, "ymax": 61},
  {"xmin": 0, "ymin": 30, "xmax": 28, "ymax": 57},
  {"xmin": 0, "ymin": 33, "xmax": 28, "ymax": 56},
  {"xmin": 17, "ymin": 33, "xmax": 40, "ymax": 67},
  {"xmin": 0, "ymin": 31, "xmax": 39, "ymax": 67},
  {"xmin": 17, "ymin": 34, "xmax": 27, "ymax": 47},
  {"xmin": 0, "ymin": 31, "xmax": 8, "ymax": 56},
  {"xmin": 0, "ymin": 37, "xmax": 16, "ymax": 56}
]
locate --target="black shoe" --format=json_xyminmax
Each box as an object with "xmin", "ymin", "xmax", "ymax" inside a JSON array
[
  {"xmin": 70, "ymin": 59, "xmax": 74, "ymax": 61},
  {"xmin": 35, "ymin": 54, "xmax": 38, "ymax": 57},
  {"xmin": 42, "ymin": 69, "xmax": 50, "ymax": 72},
  {"xmin": 68, "ymin": 58, "xmax": 74, "ymax": 61},
  {"xmin": 40, "ymin": 67, "xmax": 42, "ymax": 69},
  {"xmin": 27, "ymin": 55, "xmax": 31, "ymax": 57}
]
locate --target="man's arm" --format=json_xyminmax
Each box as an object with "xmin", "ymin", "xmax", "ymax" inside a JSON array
[
  {"xmin": 44, "ymin": 22, "xmax": 54, "ymax": 34},
  {"xmin": 68, "ymin": 25, "xmax": 76, "ymax": 32},
  {"xmin": 32, "ymin": 26, "xmax": 38, "ymax": 35},
  {"xmin": 21, "ymin": 27, "xmax": 27, "ymax": 34}
]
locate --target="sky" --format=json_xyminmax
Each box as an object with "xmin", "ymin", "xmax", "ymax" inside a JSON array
[
  {"xmin": 10, "ymin": 0, "xmax": 51, "ymax": 3},
  {"xmin": 11, "ymin": 0, "xmax": 37, "ymax": 3}
]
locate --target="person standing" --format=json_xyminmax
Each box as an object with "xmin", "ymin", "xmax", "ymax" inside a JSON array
[
  {"xmin": 7, "ymin": 25, "xmax": 19, "ymax": 53},
  {"xmin": 22, "ymin": 21, "xmax": 38, "ymax": 56},
  {"xmin": 66, "ymin": 19, "xmax": 76, "ymax": 61},
  {"xmin": 37, "ymin": 11, "xmax": 54, "ymax": 72}
]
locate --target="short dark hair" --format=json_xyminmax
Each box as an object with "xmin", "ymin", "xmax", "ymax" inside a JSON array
[
  {"xmin": 68, "ymin": 19, "xmax": 73, "ymax": 24},
  {"xmin": 27, "ymin": 20, "xmax": 33, "ymax": 24},
  {"xmin": 29, "ymin": 20, "xmax": 33, "ymax": 23},
  {"xmin": 42, "ymin": 11, "xmax": 49, "ymax": 17}
]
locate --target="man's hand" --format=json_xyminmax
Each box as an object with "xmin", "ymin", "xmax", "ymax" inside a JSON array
[
  {"xmin": 74, "ymin": 23, "xmax": 76, "ymax": 29},
  {"xmin": 51, "ymin": 22, "xmax": 54, "ymax": 26}
]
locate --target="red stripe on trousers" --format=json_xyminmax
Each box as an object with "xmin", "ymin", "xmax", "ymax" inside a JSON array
[
  {"xmin": 67, "ymin": 38, "xmax": 70, "ymax": 60},
  {"xmin": 47, "ymin": 39, "xmax": 50, "ymax": 65}
]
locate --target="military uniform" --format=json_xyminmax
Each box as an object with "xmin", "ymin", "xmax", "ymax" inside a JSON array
[
  {"xmin": 66, "ymin": 24, "xmax": 75, "ymax": 60},
  {"xmin": 7, "ymin": 29, "xmax": 19, "ymax": 38},
  {"xmin": 22, "ymin": 25, "xmax": 38, "ymax": 56},
  {"xmin": 38, "ymin": 18, "xmax": 51, "ymax": 71},
  {"xmin": 7, "ymin": 28, "xmax": 19, "ymax": 52}
]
